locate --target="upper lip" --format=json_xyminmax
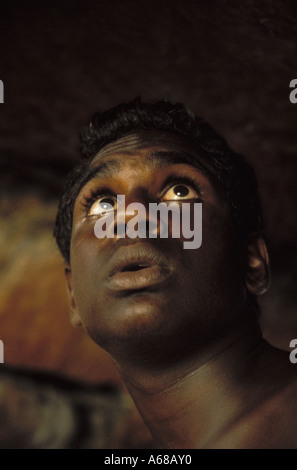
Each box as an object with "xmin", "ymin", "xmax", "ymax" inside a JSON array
[{"xmin": 108, "ymin": 244, "xmax": 171, "ymax": 278}]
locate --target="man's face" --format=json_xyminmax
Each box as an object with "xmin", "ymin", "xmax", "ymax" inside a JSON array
[{"xmin": 68, "ymin": 131, "xmax": 247, "ymax": 365}]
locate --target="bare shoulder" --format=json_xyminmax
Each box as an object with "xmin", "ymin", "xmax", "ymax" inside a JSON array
[{"xmin": 214, "ymin": 365, "xmax": 297, "ymax": 449}]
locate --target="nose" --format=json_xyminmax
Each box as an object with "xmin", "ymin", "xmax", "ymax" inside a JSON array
[
  {"xmin": 114, "ymin": 192, "xmax": 152, "ymax": 238},
  {"xmin": 113, "ymin": 193, "xmax": 181, "ymax": 240}
]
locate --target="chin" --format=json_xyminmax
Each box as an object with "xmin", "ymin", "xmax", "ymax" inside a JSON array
[
  {"xmin": 86, "ymin": 291, "xmax": 173, "ymax": 350},
  {"xmin": 115, "ymin": 292, "xmax": 169, "ymax": 333}
]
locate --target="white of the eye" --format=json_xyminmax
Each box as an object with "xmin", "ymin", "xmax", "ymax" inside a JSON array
[
  {"xmin": 90, "ymin": 199, "xmax": 115, "ymax": 215},
  {"xmin": 166, "ymin": 185, "xmax": 193, "ymax": 200}
]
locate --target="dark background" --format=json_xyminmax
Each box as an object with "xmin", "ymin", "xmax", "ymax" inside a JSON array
[{"xmin": 0, "ymin": 0, "xmax": 297, "ymax": 447}]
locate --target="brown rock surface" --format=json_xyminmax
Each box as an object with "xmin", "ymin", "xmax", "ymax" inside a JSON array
[{"xmin": 0, "ymin": 195, "xmax": 122, "ymax": 384}]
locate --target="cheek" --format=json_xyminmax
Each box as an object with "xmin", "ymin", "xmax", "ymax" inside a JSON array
[
  {"xmin": 70, "ymin": 222, "xmax": 108, "ymax": 308},
  {"xmin": 70, "ymin": 217, "xmax": 109, "ymax": 268},
  {"xmin": 185, "ymin": 206, "xmax": 246, "ymax": 290}
]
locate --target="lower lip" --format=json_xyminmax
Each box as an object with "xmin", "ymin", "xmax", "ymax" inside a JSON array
[{"xmin": 106, "ymin": 265, "xmax": 171, "ymax": 292}]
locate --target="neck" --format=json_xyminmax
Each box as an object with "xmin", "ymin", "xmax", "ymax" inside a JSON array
[{"xmin": 115, "ymin": 322, "xmax": 284, "ymax": 448}]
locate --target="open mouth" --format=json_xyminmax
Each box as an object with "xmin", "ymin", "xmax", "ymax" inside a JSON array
[
  {"xmin": 106, "ymin": 245, "xmax": 173, "ymax": 292},
  {"xmin": 121, "ymin": 263, "xmax": 150, "ymax": 272}
]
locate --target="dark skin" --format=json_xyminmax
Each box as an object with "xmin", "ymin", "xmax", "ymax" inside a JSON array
[{"xmin": 65, "ymin": 131, "xmax": 297, "ymax": 448}]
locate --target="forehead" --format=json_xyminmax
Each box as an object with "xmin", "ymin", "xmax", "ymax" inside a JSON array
[
  {"xmin": 90, "ymin": 130, "xmax": 206, "ymax": 168},
  {"xmin": 89, "ymin": 130, "xmax": 206, "ymax": 164},
  {"xmin": 82, "ymin": 130, "xmax": 217, "ymax": 183}
]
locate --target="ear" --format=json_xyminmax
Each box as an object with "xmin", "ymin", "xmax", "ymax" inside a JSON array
[
  {"xmin": 245, "ymin": 235, "xmax": 270, "ymax": 295},
  {"xmin": 64, "ymin": 267, "xmax": 82, "ymax": 327}
]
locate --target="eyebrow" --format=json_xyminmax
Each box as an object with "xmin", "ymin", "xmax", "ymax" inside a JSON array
[
  {"xmin": 76, "ymin": 150, "xmax": 211, "ymax": 197},
  {"xmin": 75, "ymin": 159, "xmax": 121, "ymax": 196},
  {"xmin": 148, "ymin": 151, "xmax": 210, "ymax": 174}
]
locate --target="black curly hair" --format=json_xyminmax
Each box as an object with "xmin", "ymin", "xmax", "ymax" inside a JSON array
[{"xmin": 54, "ymin": 97, "xmax": 264, "ymax": 265}]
